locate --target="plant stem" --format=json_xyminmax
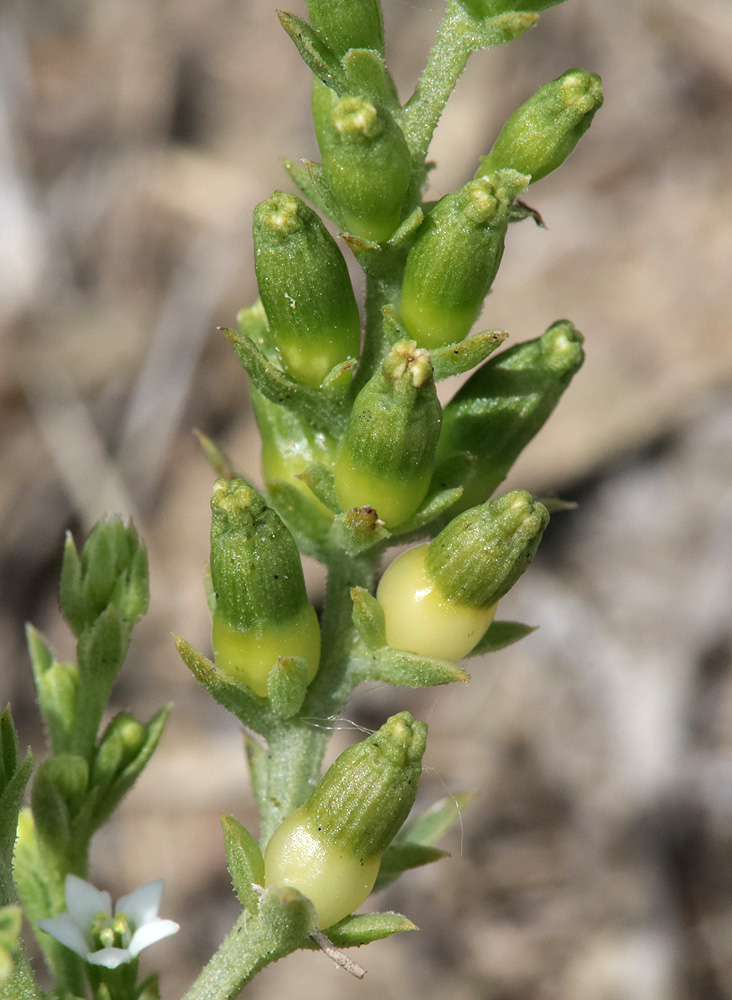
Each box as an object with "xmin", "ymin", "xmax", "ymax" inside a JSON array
[
  {"xmin": 402, "ymin": 0, "xmax": 474, "ymax": 162},
  {"xmin": 180, "ymin": 910, "xmax": 304, "ymax": 1000}
]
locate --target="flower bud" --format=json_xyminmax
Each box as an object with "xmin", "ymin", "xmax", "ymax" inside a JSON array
[
  {"xmin": 314, "ymin": 91, "xmax": 411, "ymax": 242},
  {"xmin": 253, "ymin": 191, "xmax": 361, "ymax": 388},
  {"xmin": 334, "ymin": 340, "xmax": 442, "ymax": 528},
  {"xmin": 264, "ymin": 711, "xmax": 426, "ymax": 928},
  {"xmin": 477, "ymin": 69, "xmax": 603, "ymax": 183},
  {"xmin": 210, "ymin": 478, "xmax": 321, "ymax": 697},
  {"xmin": 399, "ymin": 171, "xmax": 528, "ymax": 349},
  {"xmin": 436, "ymin": 320, "xmax": 585, "ymax": 511},
  {"xmin": 377, "ymin": 491, "xmax": 548, "ymax": 659},
  {"xmin": 306, "ymin": 0, "xmax": 384, "ymax": 56},
  {"xmin": 91, "ymin": 713, "xmax": 146, "ymax": 789}
]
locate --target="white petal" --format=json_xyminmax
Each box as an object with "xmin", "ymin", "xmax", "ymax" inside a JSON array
[
  {"xmin": 86, "ymin": 947, "xmax": 134, "ymax": 969},
  {"xmin": 65, "ymin": 875, "xmax": 111, "ymax": 930},
  {"xmin": 115, "ymin": 880, "xmax": 164, "ymax": 926},
  {"xmin": 128, "ymin": 919, "xmax": 179, "ymax": 956},
  {"xmin": 37, "ymin": 915, "xmax": 89, "ymax": 958}
]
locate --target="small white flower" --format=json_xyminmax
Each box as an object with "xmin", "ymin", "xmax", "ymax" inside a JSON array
[{"xmin": 38, "ymin": 875, "xmax": 179, "ymax": 969}]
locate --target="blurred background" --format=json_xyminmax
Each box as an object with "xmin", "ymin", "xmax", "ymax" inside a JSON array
[{"xmin": 1, "ymin": 0, "xmax": 732, "ymax": 997}]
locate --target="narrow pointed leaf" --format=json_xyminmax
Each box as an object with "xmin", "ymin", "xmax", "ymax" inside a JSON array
[
  {"xmin": 350, "ymin": 587, "xmax": 386, "ymax": 649},
  {"xmin": 277, "ymin": 11, "xmax": 347, "ymax": 92},
  {"xmin": 325, "ymin": 911, "xmax": 417, "ymax": 947},
  {"xmin": 221, "ymin": 814, "xmax": 265, "ymax": 912},
  {"xmin": 396, "ymin": 791, "xmax": 475, "ymax": 847},
  {"xmin": 266, "ymin": 657, "xmax": 310, "ymax": 719},
  {"xmin": 352, "ymin": 646, "xmax": 469, "ymax": 688},
  {"xmin": 374, "ymin": 843, "xmax": 448, "ymax": 889},
  {"xmin": 431, "ymin": 330, "xmax": 508, "ymax": 381},
  {"xmin": 467, "ymin": 619, "xmax": 537, "ymax": 655}
]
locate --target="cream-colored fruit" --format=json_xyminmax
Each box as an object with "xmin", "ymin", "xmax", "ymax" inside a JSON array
[{"xmin": 377, "ymin": 544, "xmax": 496, "ymax": 660}]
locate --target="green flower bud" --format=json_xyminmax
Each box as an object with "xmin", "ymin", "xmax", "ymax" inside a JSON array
[
  {"xmin": 334, "ymin": 340, "xmax": 442, "ymax": 528},
  {"xmin": 306, "ymin": 0, "xmax": 384, "ymax": 56},
  {"xmin": 91, "ymin": 713, "xmax": 147, "ymax": 789},
  {"xmin": 264, "ymin": 711, "xmax": 426, "ymax": 928},
  {"xmin": 436, "ymin": 320, "xmax": 585, "ymax": 511},
  {"xmin": 400, "ymin": 171, "xmax": 528, "ymax": 349},
  {"xmin": 210, "ymin": 478, "xmax": 321, "ymax": 697},
  {"xmin": 477, "ymin": 69, "xmax": 603, "ymax": 183},
  {"xmin": 377, "ymin": 491, "xmax": 548, "ymax": 659},
  {"xmin": 253, "ymin": 191, "xmax": 361, "ymax": 388},
  {"xmin": 314, "ymin": 90, "xmax": 412, "ymax": 242}
]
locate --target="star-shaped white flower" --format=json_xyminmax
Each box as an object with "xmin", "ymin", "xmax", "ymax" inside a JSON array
[{"xmin": 38, "ymin": 875, "xmax": 179, "ymax": 969}]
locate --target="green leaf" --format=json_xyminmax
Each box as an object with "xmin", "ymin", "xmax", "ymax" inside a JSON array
[
  {"xmin": 0, "ymin": 709, "xmax": 33, "ymax": 908},
  {"xmin": 374, "ymin": 843, "xmax": 448, "ymax": 890},
  {"xmin": 174, "ymin": 636, "xmax": 271, "ymax": 736},
  {"xmin": 74, "ymin": 607, "xmax": 131, "ymax": 758},
  {"xmin": 325, "ymin": 911, "xmax": 417, "ymax": 947},
  {"xmin": 297, "ymin": 463, "xmax": 338, "ymax": 513},
  {"xmin": 350, "ymin": 587, "xmax": 386, "ymax": 649},
  {"xmin": 194, "ymin": 430, "xmax": 245, "ymax": 482},
  {"xmin": 136, "ymin": 972, "xmax": 161, "ymax": 1000},
  {"xmin": 30, "ymin": 756, "xmax": 88, "ymax": 855},
  {"xmin": 468, "ymin": 619, "xmax": 537, "ymax": 655},
  {"xmin": 266, "ymin": 481, "xmax": 333, "ymax": 555},
  {"xmin": 221, "ymin": 815, "xmax": 265, "ymax": 912},
  {"xmin": 396, "ymin": 791, "xmax": 475, "ymax": 847},
  {"xmin": 222, "ymin": 327, "xmax": 347, "ymax": 437},
  {"xmin": 282, "ymin": 159, "xmax": 343, "ymax": 227},
  {"xmin": 86, "ymin": 706, "xmax": 170, "ymax": 832},
  {"xmin": 266, "ymin": 658, "xmax": 310, "ymax": 719},
  {"xmin": 430, "ymin": 329, "xmax": 508, "ymax": 381},
  {"xmin": 389, "ymin": 486, "xmax": 464, "ymax": 539},
  {"xmin": 58, "ymin": 533, "xmax": 84, "ymax": 637},
  {"xmin": 277, "ymin": 11, "xmax": 347, "ymax": 92},
  {"xmin": 352, "ymin": 646, "xmax": 469, "ymax": 688},
  {"xmin": 26, "ymin": 626, "xmax": 78, "ymax": 756}
]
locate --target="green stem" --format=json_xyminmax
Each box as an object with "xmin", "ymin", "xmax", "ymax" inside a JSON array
[
  {"xmin": 353, "ymin": 272, "xmax": 399, "ymax": 395},
  {"xmin": 257, "ymin": 549, "xmax": 382, "ymax": 845},
  {"xmin": 180, "ymin": 910, "xmax": 304, "ymax": 1000},
  {"xmin": 402, "ymin": 1, "xmax": 474, "ymax": 162}
]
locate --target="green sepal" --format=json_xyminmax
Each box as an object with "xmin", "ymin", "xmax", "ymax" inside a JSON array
[
  {"xmin": 282, "ymin": 159, "xmax": 343, "ymax": 226},
  {"xmin": 453, "ymin": 5, "xmax": 539, "ymax": 48},
  {"xmin": 277, "ymin": 11, "xmax": 347, "ymax": 92},
  {"xmin": 477, "ymin": 68, "xmax": 603, "ymax": 183},
  {"xmin": 352, "ymin": 646, "xmax": 469, "ymax": 688},
  {"xmin": 467, "ymin": 619, "xmax": 537, "ymax": 655},
  {"xmin": 306, "ymin": 0, "xmax": 385, "ymax": 57},
  {"xmin": 174, "ymin": 636, "xmax": 270, "ymax": 736},
  {"xmin": 328, "ymin": 508, "xmax": 390, "ymax": 555},
  {"xmin": 435, "ymin": 320, "xmax": 585, "ymax": 511},
  {"xmin": 400, "ymin": 171, "xmax": 528, "ymax": 349},
  {"xmin": 30, "ymin": 756, "xmax": 88, "ymax": 856},
  {"xmin": 373, "ymin": 843, "xmax": 448, "ymax": 890},
  {"xmin": 222, "ymin": 327, "xmax": 347, "ymax": 437},
  {"xmin": 266, "ymin": 657, "xmax": 310, "ymax": 719},
  {"xmin": 350, "ymin": 587, "xmax": 386, "ymax": 649},
  {"xmin": 388, "ymin": 486, "xmax": 464, "ymax": 540},
  {"xmin": 296, "ymin": 463, "xmax": 338, "ymax": 513},
  {"xmin": 266, "ymin": 481, "xmax": 333, "ymax": 554},
  {"xmin": 430, "ymin": 329, "xmax": 508, "ymax": 381},
  {"xmin": 252, "ymin": 192, "xmax": 360, "ymax": 389},
  {"xmin": 194, "ymin": 430, "xmax": 244, "ymax": 482},
  {"xmin": 324, "ymin": 911, "xmax": 417, "ymax": 947},
  {"xmin": 342, "ymin": 49, "xmax": 399, "ymax": 112},
  {"xmin": 59, "ymin": 520, "xmax": 148, "ymax": 639},
  {"xmin": 314, "ymin": 92, "xmax": 412, "ymax": 243},
  {"xmin": 85, "ymin": 707, "xmax": 170, "ymax": 831},
  {"xmin": 304, "ymin": 713, "xmax": 427, "ymax": 859},
  {"xmin": 259, "ymin": 885, "xmax": 317, "ymax": 942},
  {"xmin": 0, "ymin": 708, "xmax": 33, "ymax": 907},
  {"xmin": 221, "ymin": 814, "xmax": 265, "ymax": 912},
  {"xmin": 397, "ymin": 791, "xmax": 475, "ymax": 847},
  {"xmin": 26, "ymin": 626, "xmax": 78, "ymax": 756},
  {"xmin": 459, "ymin": 0, "xmax": 565, "ymax": 17},
  {"xmin": 427, "ymin": 490, "xmax": 549, "ymax": 608}
]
